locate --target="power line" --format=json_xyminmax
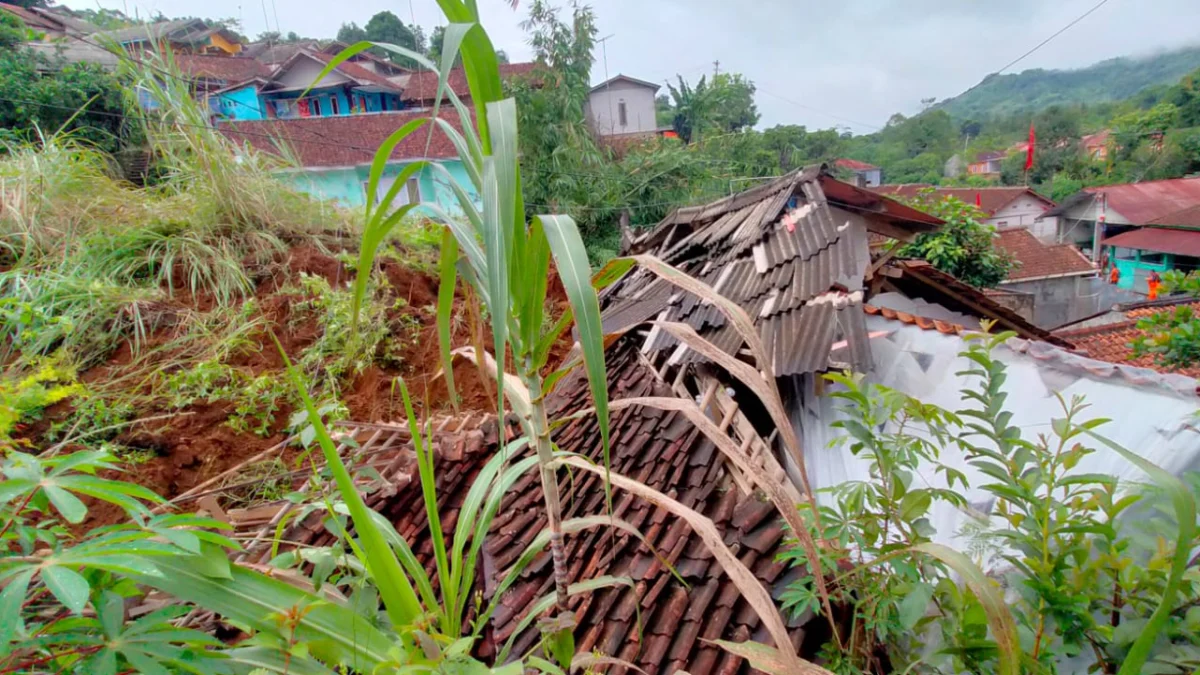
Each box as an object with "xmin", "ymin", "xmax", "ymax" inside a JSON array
[
  {"xmin": 994, "ymin": 0, "xmax": 1113, "ymax": 76},
  {"xmin": 950, "ymin": 0, "xmax": 1115, "ymax": 106}
]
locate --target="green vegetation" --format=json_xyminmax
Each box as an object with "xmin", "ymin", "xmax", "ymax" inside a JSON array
[
  {"xmin": 0, "ymin": 4, "xmax": 1197, "ymax": 675},
  {"xmin": 784, "ymin": 334, "xmax": 1200, "ymax": 674},
  {"xmin": 0, "ymin": 14, "xmax": 133, "ymax": 154},
  {"xmin": 936, "ymin": 46, "xmax": 1200, "ymax": 120},
  {"xmin": 1131, "ymin": 270, "xmax": 1200, "ymax": 368},
  {"xmin": 894, "ymin": 189, "xmax": 1015, "ymax": 288}
]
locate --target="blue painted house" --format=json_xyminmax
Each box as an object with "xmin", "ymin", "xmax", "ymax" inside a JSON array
[
  {"xmin": 218, "ymin": 108, "xmax": 479, "ymax": 217},
  {"xmin": 212, "ymin": 49, "xmax": 405, "ymax": 122}
]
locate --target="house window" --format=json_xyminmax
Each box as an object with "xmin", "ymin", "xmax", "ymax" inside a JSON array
[
  {"xmin": 366, "ymin": 175, "xmax": 421, "ymax": 209},
  {"xmin": 618, "ymin": 100, "xmax": 627, "ymax": 127},
  {"xmin": 329, "ymin": 96, "xmax": 340, "ymax": 116},
  {"xmin": 1140, "ymin": 251, "xmax": 1166, "ymax": 265}
]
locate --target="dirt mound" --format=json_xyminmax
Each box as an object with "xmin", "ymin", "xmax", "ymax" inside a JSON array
[{"xmin": 31, "ymin": 242, "xmax": 574, "ymax": 529}]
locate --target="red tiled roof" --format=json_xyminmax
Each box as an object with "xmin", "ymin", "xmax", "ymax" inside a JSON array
[
  {"xmin": 995, "ymin": 228, "xmax": 1095, "ymax": 281},
  {"xmin": 871, "ymin": 184, "xmax": 1055, "ymax": 217},
  {"xmin": 259, "ymin": 336, "xmax": 824, "ymax": 671},
  {"xmin": 1082, "ymin": 129, "xmax": 1111, "ymax": 148},
  {"xmin": 175, "ymin": 54, "xmax": 271, "ymax": 83},
  {"xmin": 863, "ymin": 304, "xmax": 967, "ymax": 335},
  {"xmin": 0, "ymin": 2, "xmax": 60, "ymax": 31},
  {"xmin": 1084, "ymin": 177, "xmax": 1200, "ymax": 227},
  {"xmin": 218, "ymin": 109, "xmax": 464, "ymax": 167},
  {"xmin": 1102, "ymin": 227, "xmax": 1200, "ymax": 257},
  {"xmin": 1054, "ymin": 300, "xmax": 1200, "ymax": 377},
  {"xmin": 833, "ymin": 158, "xmax": 878, "ymax": 171},
  {"xmin": 401, "ymin": 62, "xmax": 538, "ymax": 103}
]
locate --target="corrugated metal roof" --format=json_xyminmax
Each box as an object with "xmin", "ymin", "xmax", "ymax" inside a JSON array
[
  {"xmin": 1102, "ymin": 227, "xmax": 1200, "ymax": 257},
  {"xmin": 1044, "ymin": 177, "xmax": 1200, "ymax": 227}
]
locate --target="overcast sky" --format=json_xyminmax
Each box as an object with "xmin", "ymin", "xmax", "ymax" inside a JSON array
[{"xmin": 58, "ymin": 0, "xmax": 1200, "ymax": 133}]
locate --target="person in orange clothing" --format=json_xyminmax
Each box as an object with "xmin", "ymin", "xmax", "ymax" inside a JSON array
[
  {"xmin": 1109, "ymin": 265, "xmax": 1120, "ymax": 285},
  {"xmin": 1148, "ymin": 269, "xmax": 1162, "ymax": 299}
]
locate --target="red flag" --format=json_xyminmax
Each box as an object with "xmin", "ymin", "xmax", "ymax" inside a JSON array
[
  {"xmin": 975, "ymin": 192, "xmax": 982, "ymax": 208},
  {"xmin": 1025, "ymin": 123, "xmax": 1036, "ymax": 171}
]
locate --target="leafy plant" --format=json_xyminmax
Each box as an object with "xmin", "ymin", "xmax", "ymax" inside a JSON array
[
  {"xmin": 0, "ymin": 354, "xmax": 82, "ymax": 444},
  {"xmin": 0, "ymin": 448, "xmax": 236, "ymax": 674},
  {"xmin": 162, "ymin": 359, "xmax": 288, "ymax": 437},
  {"xmin": 955, "ymin": 330, "xmax": 1198, "ymax": 674},
  {"xmin": 895, "ymin": 189, "xmax": 1015, "ymax": 288},
  {"xmin": 781, "ymin": 373, "xmax": 970, "ymax": 673}
]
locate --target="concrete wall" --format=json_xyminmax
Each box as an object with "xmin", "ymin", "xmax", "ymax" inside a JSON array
[
  {"xmin": 989, "ymin": 195, "xmax": 1057, "ymax": 241},
  {"xmin": 218, "ymin": 84, "xmax": 264, "ymax": 121},
  {"xmin": 586, "ymin": 81, "xmax": 658, "ymax": 136},
  {"xmin": 1001, "ymin": 274, "xmax": 1141, "ymax": 329},
  {"xmin": 279, "ymin": 160, "xmax": 480, "ymax": 218}
]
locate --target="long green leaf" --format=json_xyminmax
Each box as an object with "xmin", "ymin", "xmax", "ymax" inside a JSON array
[
  {"xmin": 438, "ymin": 227, "xmax": 461, "ymax": 411},
  {"xmin": 431, "ymin": 2, "xmax": 503, "ymax": 149},
  {"xmin": 859, "ymin": 542, "xmax": 1019, "ymax": 675},
  {"xmin": 479, "ymin": 154, "xmax": 509, "ymax": 422},
  {"xmin": 540, "ymin": 215, "xmax": 612, "ymax": 512},
  {"xmin": 396, "ymin": 377, "xmax": 453, "ymax": 634},
  {"xmin": 365, "ymin": 119, "xmax": 430, "ymax": 220},
  {"xmin": 352, "ymin": 195, "xmax": 420, "ymax": 335},
  {"xmin": 225, "ymin": 647, "xmax": 338, "ymax": 675},
  {"xmin": 1085, "ymin": 430, "xmax": 1197, "ymax": 675},
  {"xmin": 127, "ymin": 555, "xmax": 394, "ymax": 670},
  {"xmin": 275, "ymin": 336, "xmax": 423, "ymax": 628},
  {"xmin": 497, "ymin": 576, "xmax": 634, "ymax": 663}
]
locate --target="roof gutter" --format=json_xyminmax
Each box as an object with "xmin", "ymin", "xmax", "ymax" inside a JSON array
[{"xmin": 1001, "ymin": 269, "xmax": 1098, "ymax": 284}]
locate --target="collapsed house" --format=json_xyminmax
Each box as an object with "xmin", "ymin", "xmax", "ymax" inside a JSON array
[
  {"xmin": 602, "ymin": 164, "xmax": 1200, "ymax": 551},
  {"xmin": 207, "ymin": 165, "xmax": 1199, "ymax": 673}
]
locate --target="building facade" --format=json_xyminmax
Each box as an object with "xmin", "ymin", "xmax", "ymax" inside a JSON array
[{"xmin": 585, "ymin": 75, "xmax": 660, "ymax": 137}]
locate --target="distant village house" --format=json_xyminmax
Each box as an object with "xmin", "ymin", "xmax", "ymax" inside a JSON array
[
  {"xmin": 833, "ymin": 158, "xmax": 882, "ymax": 187},
  {"xmin": 1043, "ymin": 176, "xmax": 1200, "ymax": 293}
]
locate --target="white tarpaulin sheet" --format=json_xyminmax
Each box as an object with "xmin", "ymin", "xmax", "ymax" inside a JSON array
[{"xmin": 786, "ymin": 313, "xmax": 1200, "ymax": 555}]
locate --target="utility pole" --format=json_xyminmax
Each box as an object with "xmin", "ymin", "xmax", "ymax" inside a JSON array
[
  {"xmin": 712, "ymin": 59, "xmax": 720, "ymax": 76},
  {"xmin": 598, "ymin": 34, "xmax": 615, "ymax": 134}
]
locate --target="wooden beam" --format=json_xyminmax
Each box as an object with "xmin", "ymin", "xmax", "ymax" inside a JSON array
[{"xmin": 909, "ymin": 268, "xmax": 1032, "ymax": 337}]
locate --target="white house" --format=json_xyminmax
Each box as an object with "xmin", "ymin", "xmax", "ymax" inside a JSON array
[
  {"xmin": 872, "ymin": 185, "xmax": 1059, "ymax": 241},
  {"xmin": 584, "ymin": 74, "xmax": 661, "ymax": 138}
]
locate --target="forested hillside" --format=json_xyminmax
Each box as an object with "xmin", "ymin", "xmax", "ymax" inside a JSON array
[{"xmin": 936, "ymin": 45, "xmax": 1200, "ymax": 119}]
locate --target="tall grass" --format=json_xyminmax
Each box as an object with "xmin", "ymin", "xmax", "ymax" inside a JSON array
[{"xmin": 0, "ymin": 56, "xmax": 354, "ymax": 370}]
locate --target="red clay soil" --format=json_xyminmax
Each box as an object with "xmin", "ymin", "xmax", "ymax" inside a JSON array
[{"xmin": 26, "ymin": 242, "xmax": 577, "ymax": 530}]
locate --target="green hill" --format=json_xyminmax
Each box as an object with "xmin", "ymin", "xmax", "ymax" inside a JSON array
[{"xmin": 936, "ymin": 45, "xmax": 1200, "ymax": 120}]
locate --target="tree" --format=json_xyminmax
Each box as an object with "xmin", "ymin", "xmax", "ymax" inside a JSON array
[
  {"xmin": 336, "ymin": 22, "xmax": 368, "ymax": 45},
  {"xmin": 256, "ymin": 30, "xmax": 281, "ymax": 43},
  {"xmin": 0, "ymin": 42, "xmax": 132, "ymax": 155},
  {"xmin": 363, "ymin": 11, "xmax": 424, "ymax": 67},
  {"xmin": 895, "ymin": 191, "xmax": 1014, "ymax": 288},
  {"xmin": 709, "ymin": 72, "xmax": 759, "ymax": 133},
  {"xmin": 0, "ymin": 11, "xmax": 27, "ymax": 49},
  {"xmin": 666, "ymin": 75, "xmax": 719, "ymax": 144}
]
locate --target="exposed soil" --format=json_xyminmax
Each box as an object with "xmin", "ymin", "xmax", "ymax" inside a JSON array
[{"xmin": 24, "ymin": 241, "xmax": 571, "ymax": 530}]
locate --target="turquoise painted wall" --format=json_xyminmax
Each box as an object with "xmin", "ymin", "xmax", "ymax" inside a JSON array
[
  {"xmin": 278, "ymin": 160, "xmax": 480, "ymax": 217},
  {"xmin": 218, "ymin": 85, "xmax": 264, "ymax": 121},
  {"xmin": 1109, "ymin": 247, "xmax": 1171, "ymax": 290}
]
